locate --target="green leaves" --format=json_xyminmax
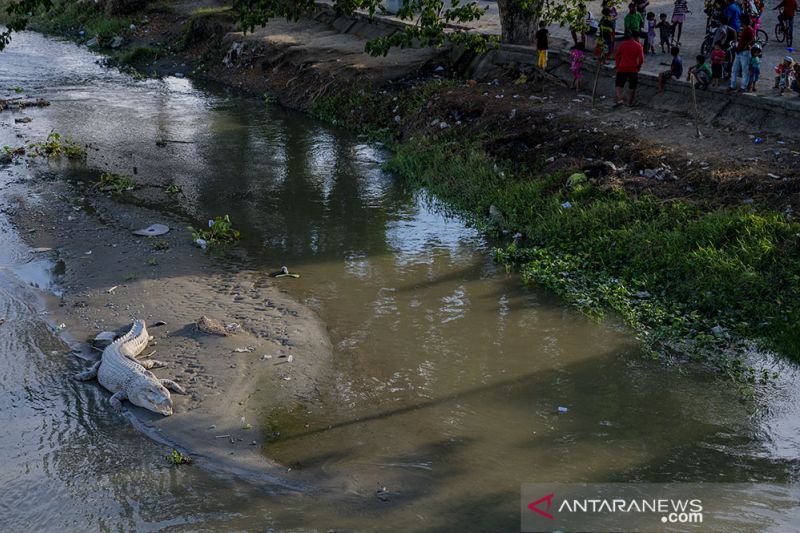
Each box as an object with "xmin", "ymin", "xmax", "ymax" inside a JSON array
[
  {"xmin": 188, "ymin": 214, "xmax": 242, "ymax": 246},
  {"xmin": 27, "ymin": 131, "xmax": 86, "ymax": 159},
  {"xmin": 1, "ymin": 0, "xmax": 54, "ymax": 51}
]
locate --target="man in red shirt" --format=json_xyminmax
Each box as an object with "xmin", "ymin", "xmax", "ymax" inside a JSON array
[
  {"xmin": 614, "ymin": 35, "xmax": 645, "ymax": 106},
  {"xmin": 777, "ymin": 0, "xmax": 796, "ymax": 45}
]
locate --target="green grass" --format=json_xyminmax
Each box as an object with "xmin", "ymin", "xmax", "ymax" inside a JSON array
[
  {"xmin": 24, "ymin": 0, "xmax": 133, "ymax": 42},
  {"xmin": 95, "ymin": 172, "xmax": 134, "ymax": 195},
  {"xmin": 190, "ymin": 6, "xmax": 233, "ymax": 17},
  {"xmin": 385, "ymin": 135, "xmax": 800, "ymax": 383}
]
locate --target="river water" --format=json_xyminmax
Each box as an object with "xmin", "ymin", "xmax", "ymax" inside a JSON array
[{"xmin": 0, "ymin": 32, "xmax": 799, "ymax": 531}]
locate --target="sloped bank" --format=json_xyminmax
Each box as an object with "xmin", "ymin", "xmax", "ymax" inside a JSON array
[
  {"xmin": 16, "ymin": 2, "xmax": 800, "ymax": 384},
  {"xmin": 203, "ymin": 20, "xmax": 800, "ymax": 385}
]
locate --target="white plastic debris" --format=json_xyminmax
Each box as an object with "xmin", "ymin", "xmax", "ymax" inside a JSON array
[{"xmin": 133, "ymin": 224, "xmax": 170, "ymax": 237}]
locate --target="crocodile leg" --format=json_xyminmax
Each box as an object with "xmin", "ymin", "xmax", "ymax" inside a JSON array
[
  {"xmin": 109, "ymin": 390, "xmax": 128, "ymax": 411},
  {"xmin": 139, "ymin": 359, "xmax": 167, "ymax": 369},
  {"xmin": 73, "ymin": 361, "xmax": 101, "ymax": 381},
  {"xmin": 160, "ymin": 379, "xmax": 186, "ymax": 394}
]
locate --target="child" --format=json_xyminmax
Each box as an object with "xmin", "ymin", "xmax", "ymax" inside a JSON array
[
  {"xmin": 775, "ymin": 56, "xmax": 794, "ymax": 94},
  {"xmin": 792, "ymin": 64, "xmax": 800, "ymax": 96},
  {"xmin": 710, "ymin": 42, "xmax": 726, "ymax": 87},
  {"xmin": 570, "ymin": 42, "xmax": 586, "ymax": 92},
  {"xmin": 600, "ymin": 8, "xmax": 615, "ymax": 58},
  {"xmin": 656, "ymin": 13, "xmax": 672, "ymax": 53},
  {"xmin": 646, "ymin": 12, "xmax": 657, "ymax": 54},
  {"xmin": 624, "ymin": 3, "xmax": 644, "ymax": 38},
  {"xmin": 657, "ymin": 46, "xmax": 683, "ymax": 92},
  {"xmin": 535, "ymin": 21, "xmax": 549, "ymax": 69},
  {"xmin": 671, "ymin": 0, "xmax": 690, "ymax": 45},
  {"xmin": 687, "ymin": 54, "xmax": 712, "ymax": 89},
  {"xmin": 748, "ymin": 45, "xmax": 761, "ymax": 92}
]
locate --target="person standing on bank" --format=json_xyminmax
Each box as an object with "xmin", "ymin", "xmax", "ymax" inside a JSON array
[
  {"xmin": 614, "ymin": 33, "xmax": 645, "ymax": 106},
  {"xmin": 536, "ymin": 21, "xmax": 549, "ymax": 69},
  {"xmin": 730, "ymin": 14, "xmax": 755, "ymax": 91},
  {"xmin": 671, "ymin": 0, "xmax": 690, "ymax": 45},
  {"xmin": 624, "ymin": 3, "xmax": 645, "ymax": 39}
]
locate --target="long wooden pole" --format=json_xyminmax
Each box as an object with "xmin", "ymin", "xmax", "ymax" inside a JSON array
[
  {"xmin": 689, "ymin": 72, "xmax": 701, "ymax": 138},
  {"xmin": 591, "ymin": 52, "xmax": 605, "ymax": 107}
]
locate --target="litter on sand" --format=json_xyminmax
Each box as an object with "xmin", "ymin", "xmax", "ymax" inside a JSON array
[
  {"xmin": 269, "ymin": 266, "xmax": 300, "ymax": 278},
  {"xmin": 557, "ymin": 406, "xmax": 569, "ymax": 413},
  {"xmin": 132, "ymin": 224, "xmax": 170, "ymax": 237}
]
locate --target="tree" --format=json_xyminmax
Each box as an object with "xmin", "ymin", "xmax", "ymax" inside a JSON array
[
  {"xmin": 2, "ymin": 0, "xmax": 593, "ymax": 54},
  {"xmin": 235, "ymin": 0, "xmax": 592, "ymax": 53},
  {"xmin": 1, "ymin": 0, "xmax": 53, "ymax": 50}
]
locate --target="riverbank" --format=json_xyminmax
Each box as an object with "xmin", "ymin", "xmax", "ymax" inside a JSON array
[
  {"xmin": 9, "ymin": 179, "xmax": 333, "ymax": 485},
  {"xmin": 8, "ymin": 2, "xmax": 800, "ymax": 378},
  {"xmin": 193, "ymin": 7, "xmax": 800, "ymax": 378},
  {"xmin": 0, "ymin": 43, "xmax": 334, "ymax": 484}
]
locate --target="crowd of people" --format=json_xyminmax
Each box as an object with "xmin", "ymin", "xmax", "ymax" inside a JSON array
[{"xmin": 533, "ymin": 0, "xmax": 800, "ymax": 106}]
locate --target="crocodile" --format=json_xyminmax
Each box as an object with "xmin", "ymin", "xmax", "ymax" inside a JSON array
[{"xmin": 74, "ymin": 319, "xmax": 185, "ymax": 416}]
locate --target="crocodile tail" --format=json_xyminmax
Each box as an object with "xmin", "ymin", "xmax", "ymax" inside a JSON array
[{"xmin": 117, "ymin": 319, "xmax": 149, "ymax": 358}]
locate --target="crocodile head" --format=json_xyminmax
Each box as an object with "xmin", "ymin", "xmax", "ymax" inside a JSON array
[{"xmin": 129, "ymin": 380, "xmax": 174, "ymax": 416}]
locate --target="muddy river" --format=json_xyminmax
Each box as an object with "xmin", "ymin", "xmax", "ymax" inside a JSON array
[{"xmin": 1, "ymin": 32, "xmax": 799, "ymax": 531}]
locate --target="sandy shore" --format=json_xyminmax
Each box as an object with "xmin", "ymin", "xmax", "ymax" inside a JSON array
[{"xmin": 8, "ymin": 171, "xmax": 332, "ymax": 488}]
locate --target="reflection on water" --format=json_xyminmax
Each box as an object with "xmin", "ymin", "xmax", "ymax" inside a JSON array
[{"xmin": 0, "ymin": 31, "xmax": 798, "ymax": 531}]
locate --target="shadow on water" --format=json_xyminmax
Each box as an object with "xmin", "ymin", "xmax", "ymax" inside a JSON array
[{"xmin": 0, "ymin": 31, "xmax": 798, "ymax": 532}]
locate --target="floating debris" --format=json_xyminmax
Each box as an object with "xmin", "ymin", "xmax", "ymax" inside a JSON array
[
  {"xmin": 232, "ymin": 347, "xmax": 254, "ymax": 353},
  {"xmin": 132, "ymin": 223, "xmax": 169, "ymax": 237},
  {"xmin": 376, "ymin": 486, "xmax": 390, "ymax": 502},
  {"xmin": 92, "ymin": 331, "xmax": 117, "ymax": 349},
  {"xmin": 269, "ymin": 266, "xmax": 299, "ymax": 278},
  {"xmin": 0, "ymin": 98, "xmax": 50, "ymax": 110}
]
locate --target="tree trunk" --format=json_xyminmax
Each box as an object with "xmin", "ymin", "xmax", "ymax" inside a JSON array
[{"xmin": 496, "ymin": 0, "xmax": 540, "ymax": 45}]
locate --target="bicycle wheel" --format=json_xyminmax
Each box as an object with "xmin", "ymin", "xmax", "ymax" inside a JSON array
[
  {"xmin": 701, "ymin": 35, "xmax": 713, "ymax": 55},
  {"xmin": 776, "ymin": 22, "xmax": 786, "ymax": 42},
  {"xmin": 757, "ymin": 28, "xmax": 769, "ymax": 47}
]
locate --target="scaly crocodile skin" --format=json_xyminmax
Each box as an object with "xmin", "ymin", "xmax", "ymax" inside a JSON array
[{"xmin": 75, "ymin": 320, "xmax": 184, "ymax": 416}]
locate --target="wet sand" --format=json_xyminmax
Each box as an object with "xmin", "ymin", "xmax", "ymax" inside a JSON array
[{"xmin": 8, "ymin": 173, "xmax": 333, "ymax": 488}]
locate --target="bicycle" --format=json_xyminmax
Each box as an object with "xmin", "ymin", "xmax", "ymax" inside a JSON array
[
  {"xmin": 701, "ymin": 20, "xmax": 719, "ymax": 54},
  {"xmin": 775, "ymin": 10, "xmax": 793, "ymax": 47},
  {"xmin": 753, "ymin": 16, "xmax": 769, "ymax": 48},
  {"xmin": 756, "ymin": 27, "xmax": 770, "ymax": 48}
]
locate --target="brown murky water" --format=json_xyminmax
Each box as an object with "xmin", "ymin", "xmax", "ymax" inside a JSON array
[{"xmin": 1, "ymin": 32, "xmax": 799, "ymax": 531}]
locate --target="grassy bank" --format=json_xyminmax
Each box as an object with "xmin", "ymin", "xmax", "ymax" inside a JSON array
[
  {"xmin": 308, "ymin": 82, "xmax": 800, "ymax": 384},
  {"xmin": 11, "ymin": 2, "xmax": 798, "ymax": 385},
  {"xmin": 0, "ymin": 0, "xmax": 136, "ymax": 43},
  {"xmin": 382, "ymin": 132, "xmax": 799, "ymax": 383}
]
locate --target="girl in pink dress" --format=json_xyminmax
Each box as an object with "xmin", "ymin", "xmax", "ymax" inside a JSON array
[{"xmin": 570, "ymin": 42, "xmax": 586, "ymax": 91}]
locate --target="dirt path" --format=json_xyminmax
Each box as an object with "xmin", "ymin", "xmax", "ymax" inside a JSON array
[{"xmin": 343, "ymin": 0, "xmax": 799, "ymax": 100}]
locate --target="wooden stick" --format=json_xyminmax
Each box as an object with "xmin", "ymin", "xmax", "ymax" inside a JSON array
[
  {"xmin": 689, "ymin": 72, "xmax": 702, "ymax": 138},
  {"xmin": 591, "ymin": 53, "xmax": 606, "ymax": 107}
]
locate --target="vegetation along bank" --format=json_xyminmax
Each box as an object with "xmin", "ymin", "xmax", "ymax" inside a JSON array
[{"xmin": 7, "ymin": 0, "xmax": 800, "ymax": 389}]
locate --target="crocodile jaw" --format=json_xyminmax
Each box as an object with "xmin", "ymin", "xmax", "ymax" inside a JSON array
[{"xmin": 128, "ymin": 376, "xmax": 174, "ymax": 416}]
